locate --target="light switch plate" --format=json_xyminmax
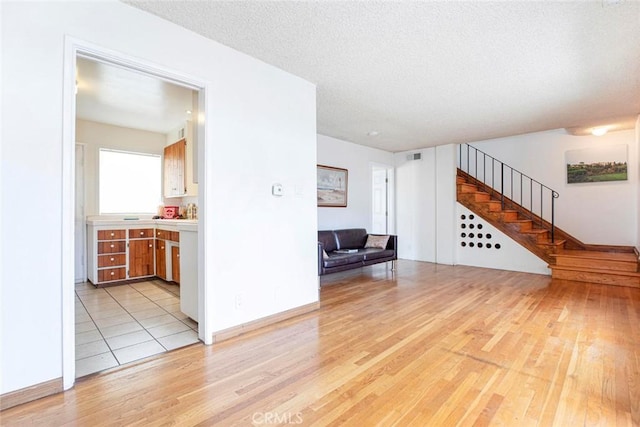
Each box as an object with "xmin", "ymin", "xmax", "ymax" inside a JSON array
[{"xmin": 272, "ymin": 183, "xmax": 283, "ymax": 196}]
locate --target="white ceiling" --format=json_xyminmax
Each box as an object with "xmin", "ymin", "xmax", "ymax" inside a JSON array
[
  {"xmin": 119, "ymin": 1, "xmax": 639, "ymax": 152},
  {"xmin": 76, "ymin": 57, "xmax": 195, "ymax": 135}
]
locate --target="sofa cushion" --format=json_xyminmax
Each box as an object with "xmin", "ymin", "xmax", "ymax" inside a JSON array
[
  {"xmin": 318, "ymin": 230, "xmax": 338, "ymax": 252},
  {"xmin": 361, "ymin": 248, "xmax": 395, "ymax": 261},
  {"xmin": 334, "ymin": 228, "xmax": 368, "ymax": 249},
  {"xmin": 323, "ymin": 252, "xmax": 363, "ymax": 268},
  {"xmin": 365, "ymin": 234, "xmax": 390, "ymax": 249}
]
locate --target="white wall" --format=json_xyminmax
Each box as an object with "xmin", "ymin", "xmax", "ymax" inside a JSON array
[
  {"xmin": 1, "ymin": 0, "xmax": 317, "ymax": 395},
  {"xmin": 394, "ymin": 145, "xmax": 457, "ymax": 264},
  {"xmin": 317, "ymin": 134, "xmax": 394, "ymax": 231},
  {"xmin": 395, "ymin": 149, "xmax": 436, "ymax": 261},
  {"xmin": 469, "ymin": 128, "xmax": 638, "ymax": 247},
  {"xmin": 76, "ymin": 119, "xmax": 166, "ymax": 216}
]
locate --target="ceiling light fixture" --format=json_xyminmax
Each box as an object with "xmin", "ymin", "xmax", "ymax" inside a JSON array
[
  {"xmin": 591, "ymin": 127, "xmax": 608, "ymax": 136},
  {"xmin": 367, "ymin": 131, "xmax": 379, "ymax": 137},
  {"xmin": 185, "ymin": 110, "xmax": 192, "ymax": 115}
]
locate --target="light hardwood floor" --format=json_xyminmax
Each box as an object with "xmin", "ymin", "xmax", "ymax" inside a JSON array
[{"xmin": 2, "ymin": 260, "xmax": 639, "ymax": 426}]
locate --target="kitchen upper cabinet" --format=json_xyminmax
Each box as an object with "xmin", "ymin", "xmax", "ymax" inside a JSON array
[{"xmin": 164, "ymin": 139, "xmax": 186, "ymax": 197}]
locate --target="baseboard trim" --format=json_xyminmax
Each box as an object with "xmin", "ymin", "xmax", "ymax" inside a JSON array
[
  {"xmin": 1, "ymin": 377, "xmax": 63, "ymax": 410},
  {"xmin": 212, "ymin": 301, "xmax": 320, "ymax": 343}
]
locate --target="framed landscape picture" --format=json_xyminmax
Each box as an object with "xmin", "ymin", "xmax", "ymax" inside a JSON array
[
  {"xmin": 317, "ymin": 165, "xmax": 348, "ymax": 207},
  {"xmin": 566, "ymin": 145, "xmax": 628, "ymax": 184}
]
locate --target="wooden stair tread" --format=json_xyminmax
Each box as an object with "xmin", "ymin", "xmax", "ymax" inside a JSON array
[
  {"xmin": 522, "ymin": 229, "xmax": 548, "ymax": 235},
  {"xmin": 551, "ymin": 250, "xmax": 638, "ymax": 262},
  {"xmin": 538, "ymin": 240, "xmax": 566, "ymax": 247},
  {"xmin": 551, "ymin": 264, "xmax": 640, "ymax": 277}
]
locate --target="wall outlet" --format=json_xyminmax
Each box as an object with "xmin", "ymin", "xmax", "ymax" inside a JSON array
[{"xmin": 234, "ymin": 294, "xmax": 243, "ymax": 310}]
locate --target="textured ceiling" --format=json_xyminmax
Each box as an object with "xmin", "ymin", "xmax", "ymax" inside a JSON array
[
  {"xmin": 76, "ymin": 57, "xmax": 195, "ymax": 134},
  {"xmin": 123, "ymin": 0, "xmax": 640, "ymax": 152}
]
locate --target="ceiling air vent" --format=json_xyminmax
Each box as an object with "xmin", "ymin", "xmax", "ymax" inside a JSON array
[{"xmin": 406, "ymin": 152, "xmax": 422, "ymax": 161}]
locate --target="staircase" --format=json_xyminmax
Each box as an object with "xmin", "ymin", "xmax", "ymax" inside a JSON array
[{"xmin": 456, "ymin": 153, "xmax": 640, "ymax": 289}]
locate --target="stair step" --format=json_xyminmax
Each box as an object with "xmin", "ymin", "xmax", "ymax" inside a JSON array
[
  {"xmin": 550, "ymin": 250, "xmax": 639, "ymax": 272},
  {"xmin": 458, "ymin": 183, "xmax": 478, "ymax": 193},
  {"xmin": 474, "ymin": 192, "xmax": 491, "ymax": 202},
  {"xmin": 502, "ymin": 210, "xmax": 518, "ymax": 221},
  {"xmin": 538, "ymin": 240, "xmax": 566, "ymax": 254},
  {"xmin": 504, "ymin": 219, "xmax": 533, "ymax": 231},
  {"xmin": 551, "ymin": 265, "xmax": 640, "ymax": 288},
  {"xmin": 456, "ymin": 176, "xmax": 466, "ymax": 184},
  {"xmin": 522, "ymin": 228, "xmax": 549, "ymax": 243},
  {"xmin": 485, "ymin": 201, "xmax": 502, "ymax": 212}
]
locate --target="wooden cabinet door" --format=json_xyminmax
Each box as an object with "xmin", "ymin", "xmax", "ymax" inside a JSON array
[
  {"xmin": 171, "ymin": 246, "xmax": 180, "ymax": 284},
  {"xmin": 164, "ymin": 139, "xmax": 186, "ymax": 197},
  {"xmin": 156, "ymin": 239, "xmax": 167, "ymax": 280},
  {"xmin": 129, "ymin": 239, "xmax": 154, "ymax": 278}
]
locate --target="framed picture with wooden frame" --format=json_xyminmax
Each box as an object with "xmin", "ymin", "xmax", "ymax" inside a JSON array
[{"xmin": 317, "ymin": 164, "xmax": 348, "ymax": 207}]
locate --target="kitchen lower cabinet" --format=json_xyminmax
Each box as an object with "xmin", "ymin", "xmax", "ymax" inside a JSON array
[
  {"xmin": 129, "ymin": 238, "xmax": 154, "ymax": 278},
  {"xmin": 87, "ymin": 223, "xmax": 157, "ymax": 285},
  {"xmin": 155, "ymin": 239, "xmax": 167, "ymax": 280},
  {"xmin": 87, "ymin": 221, "xmax": 195, "ymax": 293},
  {"xmin": 88, "ymin": 228, "xmax": 127, "ymax": 285},
  {"xmin": 157, "ymin": 227, "xmax": 180, "ymax": 283},
  {"xmin": 171, "ymin": 246, "xmax": 180, "ymax": 284}
]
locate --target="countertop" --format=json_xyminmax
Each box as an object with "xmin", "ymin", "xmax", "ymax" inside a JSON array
[{"xmin": 86, "ymin": 216, "xmax": 198, "ymax": 231}]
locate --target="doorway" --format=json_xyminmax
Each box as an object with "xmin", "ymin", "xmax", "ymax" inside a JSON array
[
  {"xmin": 371, "ymin": 164, "xmax": 394, "ymax": 234},
  {"xmin": 63, "ymin": 41, "xmax": 210, "ymax": 388}
]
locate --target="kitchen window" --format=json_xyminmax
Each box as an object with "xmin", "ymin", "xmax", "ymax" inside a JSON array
[{"xmin": 99, "ymin": 148, "xmax": 161, "ymax": 214}]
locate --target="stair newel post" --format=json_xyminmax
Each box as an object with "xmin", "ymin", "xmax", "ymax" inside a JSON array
[{"xmin": 551, "ymin": 193, "xmax": 555, "ymax": 243}]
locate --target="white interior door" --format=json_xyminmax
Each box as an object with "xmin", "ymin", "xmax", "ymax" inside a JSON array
[
  {"xmin": 372, "ymin": 166, "xmax": 388, "ymax": 234},
  {"xmin": 74, "ymin": 144, "xmax": 86, "ymax": 282}
]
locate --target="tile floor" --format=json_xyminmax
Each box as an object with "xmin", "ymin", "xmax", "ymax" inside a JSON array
[{"xmin": 75, "ymin": 279, "xmax": 199, "ymax": 378}]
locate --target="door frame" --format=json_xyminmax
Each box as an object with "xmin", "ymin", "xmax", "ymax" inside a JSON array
[{"xmin": 62, "ymin": 37, "xmax": 212, "ymax": 389}]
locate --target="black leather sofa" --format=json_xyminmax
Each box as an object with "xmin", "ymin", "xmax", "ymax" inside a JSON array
[{"xmin": 318, "ymin": 228, "xmax": 397, "ymax": 276}]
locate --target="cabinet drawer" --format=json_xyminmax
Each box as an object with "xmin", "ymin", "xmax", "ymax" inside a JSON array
[
  {"xmin": 98, "ymin": 241, "xmax": 126, "ymax": 254},
  {"xmin": 156, "ymin": 229, "xmax": 168, "ymax": 239},
  {"xmin": 98, "ymin": 253, "xmax": 126, "ymax": 268},
  {"xmin": 129, "ymin": 228, "xmax": 154, "ymax": 239},
  {"xmin": 97, "ymin": 229, "xmax": 126, "ymax": 240},
  {"xmin": 170, "ymin": 231, "xmax": 180, "ymax": 242},
  {"xmin": 98, "ymin": 267, "xmax": 126, "ymax": 282}
]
